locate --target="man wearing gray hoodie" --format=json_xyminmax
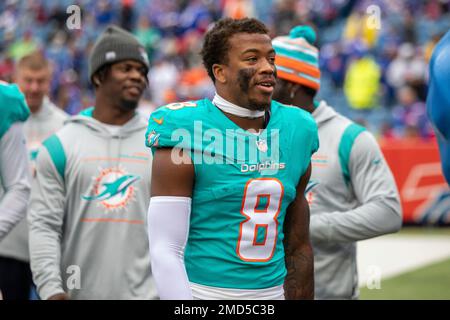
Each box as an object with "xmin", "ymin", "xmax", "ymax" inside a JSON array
[
  {"xmin": 29, "ymin": 25, "xmax": 157, "ymax": 300},
  {"xmin": 0, "ymin": 52, "xmax": 68, "ymax": 300},
  {"xmin": 272, "ymin": 26, "xmax": 402, "ymax": 299}
]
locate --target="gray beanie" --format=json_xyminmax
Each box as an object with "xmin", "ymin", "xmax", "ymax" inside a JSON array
[{"xmin": 88, "ymin": 25, "xmax": 150, "ymax": 83}]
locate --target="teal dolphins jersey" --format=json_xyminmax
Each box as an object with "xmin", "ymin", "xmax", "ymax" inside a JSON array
[
  {"xmin": 146, "ymin": 99, "xmax": 318, "ymax": 289},
  {"xmin": 0, "ymin": 83, "xmax": 30, "ymax": 139}
]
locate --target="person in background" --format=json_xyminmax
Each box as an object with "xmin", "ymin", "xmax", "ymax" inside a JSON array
[
  {"xmin": 0, "ymin": 52, "xmax": 68, "ymax": 300},
  {"xmin": 391, "ymin": 85, "xmax": 434, "ymax": 139},
  {"xmin": 28, "ymin": 25, "xmax": 157, "ymax": 300},
  {"xmin": 0, "ymin": 82, "xmax": 31, "ymax": 299},
  {"xmin": 343, "ymin": 41, "xmax": 381, "ymax": 111},
  {"xmin": 427, "ymin": 29, "xmax": 450, "ymax": 185},
  {"xmin": 272, "ymin": 25, "xmax": 402, "ymax": 299}
]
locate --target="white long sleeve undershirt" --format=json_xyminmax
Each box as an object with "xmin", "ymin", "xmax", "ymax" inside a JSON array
[{"xmin": 147, "ymin": 196, "xmax": 193, "ymax": 300}]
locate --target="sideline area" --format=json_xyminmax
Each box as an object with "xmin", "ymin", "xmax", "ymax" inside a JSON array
[{"xmin": 357, "ymin": 227, "xmax": 450, "ymax": 299}]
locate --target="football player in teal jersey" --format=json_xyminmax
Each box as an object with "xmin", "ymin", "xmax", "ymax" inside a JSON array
[{"xmin": 146, "ymin": 18, "xmax": 319, "ymax": 300}]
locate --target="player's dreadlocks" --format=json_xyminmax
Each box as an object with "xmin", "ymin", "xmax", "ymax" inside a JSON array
[{"xmin": 201, "ymin": 18, "xmax": 269, "ymax": 83}]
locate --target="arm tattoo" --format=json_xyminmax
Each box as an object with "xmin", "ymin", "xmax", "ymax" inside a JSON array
[{"xmin": 284, "ymin": 197, "xmax": 314, "ymax": 299}]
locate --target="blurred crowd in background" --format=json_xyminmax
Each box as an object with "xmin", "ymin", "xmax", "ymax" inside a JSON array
[{"xmin": 1, "ymin": 0, "xmax": 449, "ymax": 139}]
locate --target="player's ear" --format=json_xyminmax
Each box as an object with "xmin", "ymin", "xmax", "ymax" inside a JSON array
[
  {"xmin": 289, "ymin": 82, "xmax": 299, "ymax": 99},
  {"xmin": 92, "ymin": 75, "xmax": 101, "ymax": 86},
  {"xmin": 212, "ymin": 63, "xmax": 226, "ymax": 84}
]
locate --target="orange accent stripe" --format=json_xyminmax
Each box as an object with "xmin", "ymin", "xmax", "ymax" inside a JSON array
[
  {"xmin": 81, "ymin": 218, "xmax": 144, "ymax": 224},
  {"xmin": 254, "ymin": 194, "xmax": 271, "ymax": 213},
  {"xmin": 275, "ymin": 55, "xmax": 320, "ymax": 78},
  {"xmin": 134, "ymin": 152, "xmax": 149, "ymax": 157},
  {"xmin": 312, "ymin": 163, "xmax": 328, "ymax": 168},
  {"xmin": 82, "ymin": 157, "xmax": 148, "ymax": 164},
  {"xmin": 252, "ymin": 224, "xmax": 268, "ymax": 246},
  {"xmin": 313, "ymin": 155, "xmax": 328, "ymax": 160},
  {"xmin": 277, "ymin": 70, "xmax": 320, "ymax": 90}
]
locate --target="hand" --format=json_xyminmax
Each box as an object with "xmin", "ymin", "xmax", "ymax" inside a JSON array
[{"xmin": 48, "ymin": 292, "xmax": 70, "ymax": 300}]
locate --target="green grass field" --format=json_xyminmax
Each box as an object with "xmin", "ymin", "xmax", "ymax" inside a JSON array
[
  {"xmin": 396, "ymin": 226, "xmax": 450, "ymax": 237},
  {"xmin": 360, "ymin": 226, "xmax": 450, "ymax": 300},
  {"xmin": 360, "ymin": 256, "xmax": 450, "ymax": 300}
]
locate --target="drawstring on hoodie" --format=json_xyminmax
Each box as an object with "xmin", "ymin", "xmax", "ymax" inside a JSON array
[{"xmin": 116, "ymin": 133, "xmax": 123, "ymax": 171}]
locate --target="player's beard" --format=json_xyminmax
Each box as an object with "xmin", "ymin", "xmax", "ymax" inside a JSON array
[
  {"xmin": 119, "ymin": 97, "xmax": 139, "ymax": 111},
  {"xmin": 238, "ymin": 68, "xmax": 276, "ymax": 111}
]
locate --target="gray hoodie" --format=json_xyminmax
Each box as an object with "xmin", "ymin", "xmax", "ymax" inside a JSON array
[
  {"xmin": 29, "ymin": 109, "xmax": 156, "ymax": 300},
  {"xmin": 0, "ymin": 97, "xmax": 67, "ymax": 262},
  {"xmin": 308, "ymin": 101, "xmax": 402, "ymax": 299}
]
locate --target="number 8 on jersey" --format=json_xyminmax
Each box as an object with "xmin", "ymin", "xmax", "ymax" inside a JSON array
[{"xmin": 237, "ymin": 178, "xmax": 284, "ymax": 262}]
